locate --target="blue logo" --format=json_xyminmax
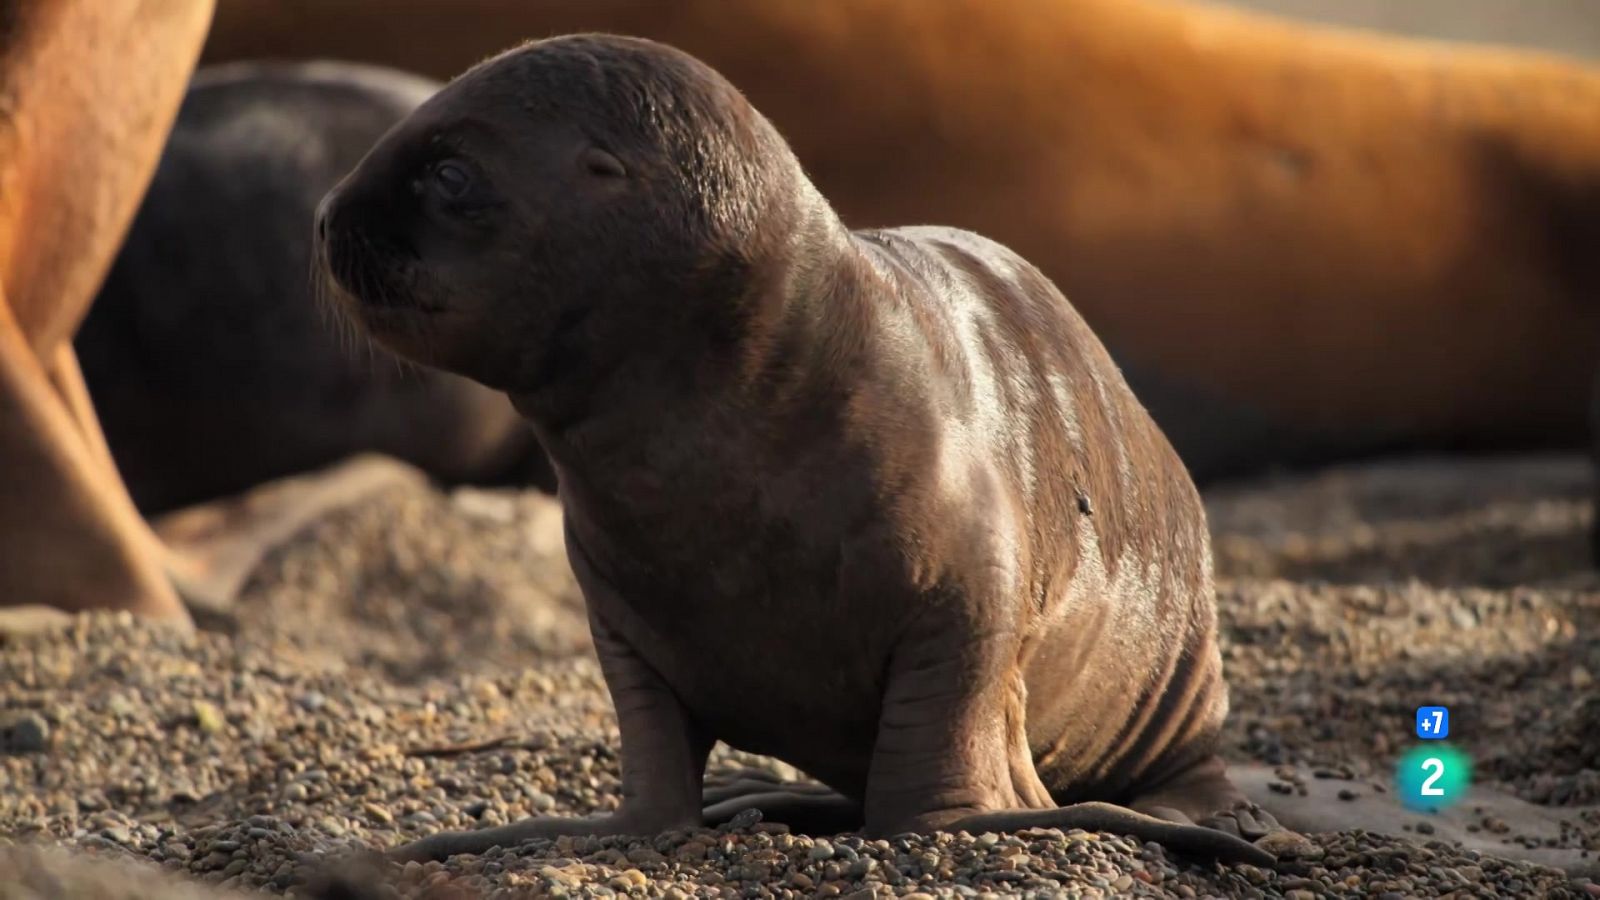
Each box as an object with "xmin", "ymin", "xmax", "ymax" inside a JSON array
[{"xmin": 1415, "ymin": 706, "xmax": 1449, "ymax": 740}]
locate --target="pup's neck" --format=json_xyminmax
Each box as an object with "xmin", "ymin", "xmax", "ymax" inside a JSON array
[{"xmin": 510, "ymin": 188, "xmax": 873, "ymax": 508}]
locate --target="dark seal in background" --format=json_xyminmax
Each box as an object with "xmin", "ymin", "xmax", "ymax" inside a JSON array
[{"xmin": 77, "ymin": 62, "xmax": 552, "ymax": 515}]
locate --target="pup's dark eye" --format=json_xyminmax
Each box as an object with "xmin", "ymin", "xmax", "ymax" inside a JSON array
[
  {"xmin": 431, "ymin": 160, "xmax": 473, "ymax": 198},
  {"xmin": 581, "ymin": 147, "xmax": 627, "ymax": 179}
]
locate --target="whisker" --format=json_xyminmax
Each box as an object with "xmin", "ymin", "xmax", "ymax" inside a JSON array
[{"xmin": 307, "ymin": 225, "xmax": 439, "ymax": 383}]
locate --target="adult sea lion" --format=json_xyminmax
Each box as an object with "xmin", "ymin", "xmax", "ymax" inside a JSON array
[
  {"xmin": 0, "ymin": 0, "xmax": 214, "ymax": 622},
  {"xmin": 209, "ymin": 0, "xmax": 1600, "ymax": 481},
  {"xmin": 317, "ymin": 34, "xmax": 1280, "ymax": 864},
  {"xmin": 77, "ymin": 61, "xmax": 548, "ymax": 516},
  {"xmin": 0, "ymin": 12, "xmax": 452, "ymax": 628}
]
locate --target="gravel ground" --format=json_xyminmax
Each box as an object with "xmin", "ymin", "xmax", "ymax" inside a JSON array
[{"xmin": 3, "ymin": 453, "xmax": 1598, "ymax": 898}]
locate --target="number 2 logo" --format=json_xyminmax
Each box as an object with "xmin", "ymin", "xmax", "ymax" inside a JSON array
[
  {"xmin": 1398, "ymin": 744, "xmax": 1467, "ymax": 811},
  {"xmin": 1421, "ymin": 757, "xmax": 1445, "ymax": 796}
]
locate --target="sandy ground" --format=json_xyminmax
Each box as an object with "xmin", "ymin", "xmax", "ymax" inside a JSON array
[{"xmin": 2, "ymin": 452, "xmax": 1598, "ymax": 898}]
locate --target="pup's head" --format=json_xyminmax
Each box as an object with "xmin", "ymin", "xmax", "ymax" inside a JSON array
[{"xmin": 314, "ymin": 34, "xmax": 804, "ymax": 394}]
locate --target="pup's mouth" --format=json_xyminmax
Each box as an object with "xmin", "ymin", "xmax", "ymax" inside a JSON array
[
  {"xmin": 318, "ymin": 231, "xmax": 403, "ymax": 309},
  {"xmin": 313, "ymin": 194, "xmax": 433, "ymax": 324}
]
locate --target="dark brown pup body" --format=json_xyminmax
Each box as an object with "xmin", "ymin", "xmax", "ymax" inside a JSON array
[
  {"xmin": 216, "ymin": 0, "xmax": 1600, "ymax": 480},
  {"xmin": 317, "ymin": 35, "xmax": 1276, "ymax": 864}
]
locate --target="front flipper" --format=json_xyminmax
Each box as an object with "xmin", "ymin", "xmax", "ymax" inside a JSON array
[
  {"xmin": 1130, "ymin": 753, "xmax": 1286, "ymax": 846},
  {"xmin": 392, "ymin": 585, "xmax": 713, "ymax": 862}
]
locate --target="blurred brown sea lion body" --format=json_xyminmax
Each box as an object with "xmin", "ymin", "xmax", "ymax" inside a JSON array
[{"xmin": 205, "ymin": 0, "xmax": 1600, "ymax": 479}]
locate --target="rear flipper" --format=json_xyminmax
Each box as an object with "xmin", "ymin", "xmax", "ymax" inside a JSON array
[
  {"xmin": 703, "ymin": 788, "xmax": 865, "ymax": 835},
  {"xmin": 1131, "ymin": 754, "xmax": 1281, "ymax": 840},
  {"xmin": 699, "ymin": 763, "xmax": 1277, "ymax": 867},
  {"xmin": 941, "ymin": 802, "xmax": 1276, "ymax": 867},
  {"xmin": 702, "ymin": 767, "xmax": 864, "ymax": 833}
]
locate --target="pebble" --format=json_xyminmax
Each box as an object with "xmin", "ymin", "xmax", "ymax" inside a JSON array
[
  {"xmin": 0, "ymin": 712, "xmax": 50, "ymax": 754},
  {"xmin": 191, "ymin": 701, "xmax": 225, "ymax": 734}
]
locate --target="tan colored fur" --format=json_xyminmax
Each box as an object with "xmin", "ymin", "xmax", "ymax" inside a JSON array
[
  {"xmin": 0, "ymin": 0, "xmax": 214, "ymax": 618},
  {"xmin": 206, "ymin": 0, "xmax": 1600, "ymax": 446}
]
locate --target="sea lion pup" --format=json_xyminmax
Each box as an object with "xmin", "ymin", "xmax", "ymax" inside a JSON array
[
  {"xmin": 77, "ymin": 61, "xmax": 549, "ymax": 516},
  {"xmin": 317, "ymin": 35, "xmax": 1278, "ymax": 865}
]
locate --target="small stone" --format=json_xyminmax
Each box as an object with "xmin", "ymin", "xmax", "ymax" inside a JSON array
[
  {"xmin": 809, "ymin": 840, "xmax": 836, "ymax": 861},
  {"xmin": 608, "ymin": 869, "xmax": 647, "ymax": 890},
  {"xmin": 363, "ymin": 802, "xmax": 394, "ymax": 824},
  {"xmin": 1416, "ymin": 821, "xmax": 1436, "ymax": 835},
  {"xmin": 1, "ymin": 713, "xmax": 49, "ymax": 754},
  {"xmin": 540, "ymin": 865, "xmax": 580, "ymax": 886},
  {"xmin": 1254, "ymin": 829, "xmax": 1322, "ymax": 860},
  {"xmin": 626, "ymin": 848, "xmax": 666, "ymax": 865},
  {"xmin": 191, "ymin": 701, "xmax": 225, "ymax": 734}
]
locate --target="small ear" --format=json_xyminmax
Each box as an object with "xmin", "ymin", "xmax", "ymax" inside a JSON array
[{"xmin": 581, "ymin": 146, "xmax": 627, "ymax": 178}]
